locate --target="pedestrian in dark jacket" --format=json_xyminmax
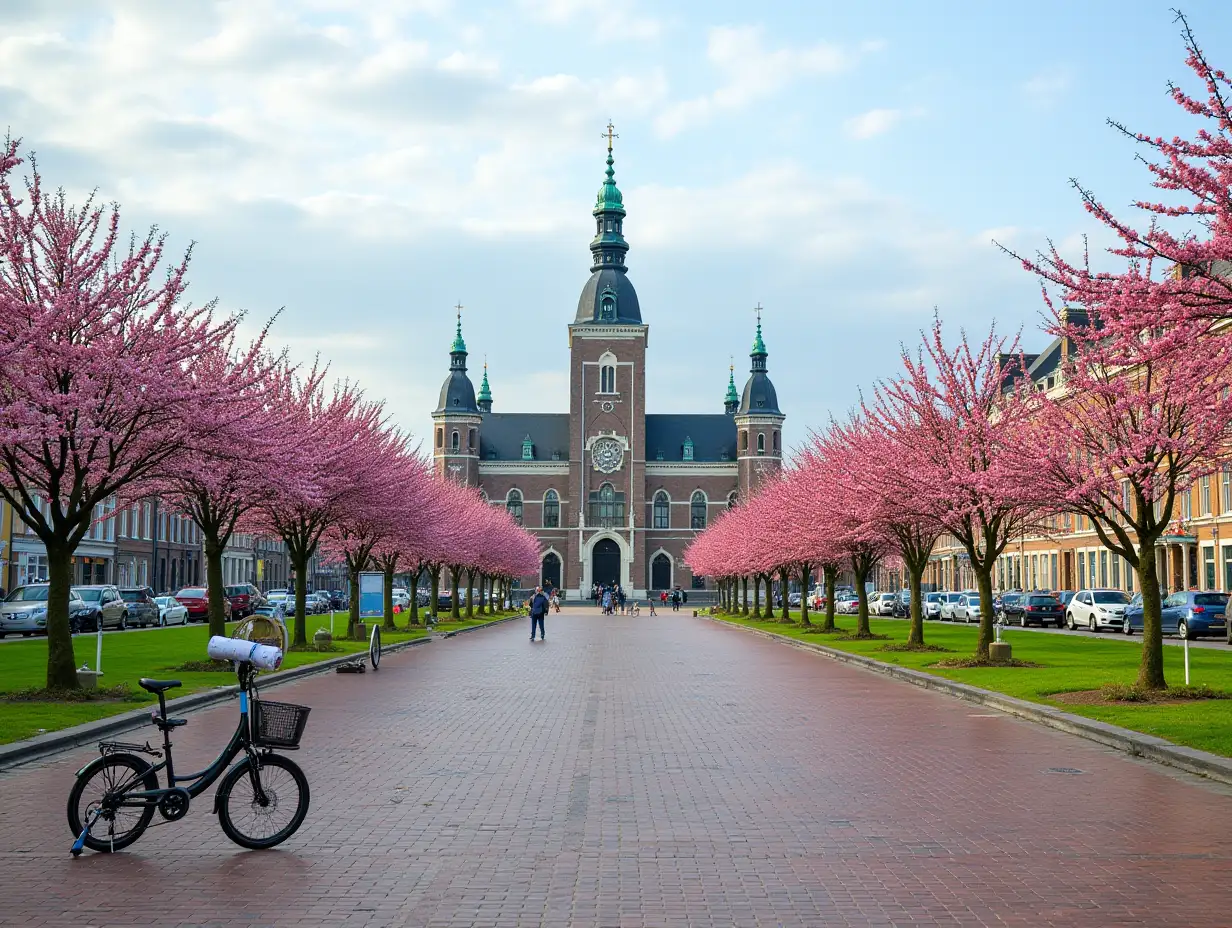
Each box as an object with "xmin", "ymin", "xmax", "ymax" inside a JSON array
[{"xmin": 529, "ymin": 587, "xmax": 549, "ymax": 641}]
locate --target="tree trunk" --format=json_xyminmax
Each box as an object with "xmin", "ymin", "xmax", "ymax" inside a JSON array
[
  {"xmin": 907, "ymin": 563, "xmax": 925, "ymax": 646},
  {"xmin": 476, "ymin": 573, "xmax": 486, "ymax": 615},
  {"xmin": 779, "ymin": 568, "xmax": 790, "ymax": 622},
  {"xmin": 450, "ymin": 566, "xmax": 462, "ymax": 619},
  {"xmin": 409, "ymin": 566, "xmax": 422, "ymax": 625},
  {"xmin": 293, "ymin": 558, "xmax": 309, "ymax": 646},
  {"xmin": 466, "ymin": 568, "xmax": 475, "ymax": 619},
  {"xmin": 741, "ymin": 576, "xmax": 749, "ymax": 615},
  {"xmin": 429, "ymin": 566, "xmax": 441, "ymax": 621},
  {"xmin": 204, "ymin": 530, "xmax": 227, "ymax": 639},
  {"xmin": 383, "ymin": 563, "xmax": 396, "ymax": 630},
  {"xmin": 854, "ymin": 559, "xmax": 872, "ymax": 637},
  {"xmin": 822, "ymin": 564, "xmax": 836, "ymax": 632},
  {"xmin": 346, "ymin": 564, "xmax": 360, "ymax": 639},
  {"xmin": 45, "ymin": 542, "xmax": 79, "ymax": 690},
  {"xmin": 751, "ymin": 575, "xmax": 761, "ymax": 618},
  {"xmin": 974, "ymin": 566, "xmax": 995, "ymax": 659},
  {"xmin": 799, "ymin": 563, "xmax": 811, "ymax": 627},
  {"xmin": 1136, "ymin": 543, "xmax": 1166, "ymax": 689}
]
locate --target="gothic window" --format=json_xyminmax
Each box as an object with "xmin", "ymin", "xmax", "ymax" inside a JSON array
[
  {"xmin": 588, "ymin": 482, "xmax": 625, "ymax": 526},
  {"xmin": 600, "ymin": 365, "xmax": 616, "ymax": 393},
  {"xmin": 757, "ymin": 433, "xmax": 765, "ymax": 454},
  {"xmin": 543, "ymin": 490, "xmax": 560, "ymax": 528},
  {"xmin": 653, "ymin": 491, "xmax": 669, "ymax": 529},
  {"xmin": 450, "ymin": 430, "xmax": 460, "ymax": 452},
  {"xmin": 506, "ymin": 490, "xmax": 523, "ymax": 526},
  {"xmin": 690, "ymin": 491, "xmax": 707, "ymax": 530},
  {"xmin": 682, "ymin": 437, "xmax": 694, "ymax": 461}
]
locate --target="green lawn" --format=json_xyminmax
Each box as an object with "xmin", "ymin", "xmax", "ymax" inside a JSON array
[
  {"xmin": 0, "ymin": 610, "xmax": 514, "ymax": 745},
  {"xmin": 711, "ymin": 612, "xmax": 1232, "ymax": 758}
]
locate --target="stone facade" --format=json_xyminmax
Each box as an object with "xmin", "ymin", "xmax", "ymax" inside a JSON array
[{"xmin": 431, "ymin": 142, "xmax": 787, "ymax": 598}]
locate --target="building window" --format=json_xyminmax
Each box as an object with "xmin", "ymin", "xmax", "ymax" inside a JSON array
[
  {"xmin": 653, "ymin": 491, "xmax": 669, "ymax": 529},
  {"xmin": 682, "ymin": 437, "xmax": 694, "ymax": 461},
  {"xmin": 773, "ymin": 431, "xmax": 780, "ymax": 453},
  {"xmin": 506, "ymin": 490, "xmax": 523, "ymax": 526},
  {"xmin": 468, "ymin": 428, "xmax": 477, "ymax": 449},
  {"xmin": 543, "ymin": 490, "xmax": 560, "ymax": 528},
  {"xmin": 600, "ymin": 365, "xmax": 616, "ymax": 393},
  {"xmin": 588, "ymin": 482, "xmax": 625, "ymax": 527},
  {"xmin": 1181, "ymin": 488, "xmax": 1191, "ymax": 521},
  {"xmin": 1201, "ymin": 474, "xmax": 1212, "ymax": 516},
  {"xmin": 436, "ymin": 428, "xmax": 443, "ymax": 448},
  {"xmin": 756, "ymin": 433, "xmax": 765, "ymax": 455},
  {"xmin": 1223, "ymin": 466, "xmax": 1232, "ymax": 514},
  {"xmin": 451, "ymin": 430, "xmax": 460, "ymax": 452},
  {"xmin": 690, "ymin": 491, "xmax": 707, "ymax": 530},
  {"xmin": 1204, "ymin": 546, "xmax": 1216, "ymax": 590}
]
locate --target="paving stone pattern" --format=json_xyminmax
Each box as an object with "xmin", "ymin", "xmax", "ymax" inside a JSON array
[{"xmin": 1, "ymin": 608, "xmax": 1231, "ymax": 927}]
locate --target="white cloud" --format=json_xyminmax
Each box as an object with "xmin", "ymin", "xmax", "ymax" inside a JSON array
[
  {"xmin": 1022, "ymin": 66, "xmax": 1071, "ymax": 107},
  {"xmin": 520, "ymin": 0, "xmax": 662, "ymax": 41},
  {"xmin": 843, "ymin": 107, "xmax": 903, "ymax": 140},
  {"xmin": 655, "ymin": 25, "xmax": 876, "ymax": 137}
]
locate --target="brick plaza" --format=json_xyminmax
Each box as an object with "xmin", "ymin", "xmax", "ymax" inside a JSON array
[{"xmin": 1, "ymin": 608, "xmax": 1231, "ymax": 927}]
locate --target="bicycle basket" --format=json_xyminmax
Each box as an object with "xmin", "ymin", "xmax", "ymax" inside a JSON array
[{"xmin": 251, "ymin": 699, "xmax": 311, "ymax": 748}]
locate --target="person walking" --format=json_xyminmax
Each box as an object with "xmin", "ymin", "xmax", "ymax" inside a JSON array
[
  {"xmin": 601, "ymin": 587, "xmax": 613, "ymax": 615},
  {"xmin": 529, "ymin": 586, "xmax": 549, "ymax": 641},
  {"xmin": 670, "ymin": 587, "xmax": 680, "ymax": 612},
  {"xmin": 617, "ymin": 586, "xmax": 626, "ymax": 614},
  {"xmin": 660, "ymin": 589, "xmax": 668, "ymax": 609},
  {"xmin": 647, "ymin": 597, "xmax": 657, "ymax": 616}
]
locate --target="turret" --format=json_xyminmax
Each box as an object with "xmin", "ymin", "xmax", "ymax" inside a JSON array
[
  {"xmin": 724, "ymin": 363, "xmax": 740, "ymax": 415},
  {"xmin": 734, "ymin": 308, "xmax": 786, "ymax": 496},
  {"xmin": 477, "ymin": 361, "xmax": 493, "ymax": 414},
  {"xmin": 432, "ymin": 305, "xmax": 482, "ymax": 484}
]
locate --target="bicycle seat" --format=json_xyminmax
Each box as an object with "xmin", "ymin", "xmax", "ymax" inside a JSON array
[{"xmin": 139, "ymin": 678, "xmax": 182, "ymax": 694}]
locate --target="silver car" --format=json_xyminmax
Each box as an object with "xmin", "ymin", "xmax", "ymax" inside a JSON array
[
  {"xmin": 0, "ymin": 585, "xmax": 96, "ymax": 636},
  {"xmin": 73, "ymin": 585, "xmax": 129, "ymax": 630}
]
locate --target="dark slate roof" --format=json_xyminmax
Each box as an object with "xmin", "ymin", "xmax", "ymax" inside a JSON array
[
  {"xmin": 1026, "ymin": 340, "xmax": 1064, "ymax": 380},
  {"xmin": 479, "ymin": 413, "xmax": 570, "ymax": 461},
  {"xmin": 646, "ymin": 414, "xmax": 737, "ymax": 463},
  {"xmin": 736, "ymin": 372, "xmax": 781, "ymax": 416},
  {"xmin": 435, "ymin": 370, "xmax": 479, "ymax": 414},
  {"xmin": 574, "ymin": 268, "xmax": 642, "ymax": 324}
]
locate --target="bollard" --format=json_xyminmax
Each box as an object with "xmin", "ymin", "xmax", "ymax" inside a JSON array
[{"xmin": 988, "ymin": 641, "xmax": 1012, "ymax": 663}]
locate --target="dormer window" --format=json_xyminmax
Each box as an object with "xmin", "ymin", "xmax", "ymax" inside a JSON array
[
  {"xmin": 655, "ymin": 449, "xmax": 665, "ymax": 461},
  {"xmin": 521, "ymin": 436, "xmax": 534, "ymax": 461},
  {"xmin": 599, "ymin": 288, "xmax": 617, "ymax": 320},
  {"xmin": 682, "ymin": 437, "xmax": 694, "ymax": 461}
]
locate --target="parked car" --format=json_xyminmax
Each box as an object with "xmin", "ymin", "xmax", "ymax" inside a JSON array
[
  {"xmin": 787, "ymin": 591, "xmax": 802, "ymax": 607},
  {"xmin": 119, "ymin": 587, "xmax": 160, "ymax": 628},
  {"xmin": 871, "ymin": 592, "xmax": 898, "ymax": 616},
  {"xmin": 392, "ymin": 589, "xmax": 411, "ymax": 609},
  {"xmin": 1126, "ymin": 590, "xmax": 1227, "ymax": 639},
  {"xmin": 924, "ymin": 592, "xmax": 943, "ymax": 619},
  {"xmin": 0, "ymin": 584, "xmax": 91, "ymax": 636},
  {"xmin": 329, "ymin": 589, "xmax": 348, "ymax": 610},
  {"xmin": 311, "ymin": 591, "xmax": 333, "ymax": 613},
  {"xmin": 174, "ymin": 587, "xmax": 231, "ymax": 623},
  {"xmin": 265, "ymin": 590, "xmax": 292, "ymax": 616},
  {"xmin": 437, "ymin": 591, "xmax": 453, "ymax": 611},
  {"xmin": 835, "ymin": 594, "xmax": 859, "ymax": 614},
  {"xmin": 224, "ymin": 583, "xmax": 264, "ymax": 618},
  {"xmin": 994, "ymin": 592, "xmax": 1022, "ymax": 623},
  {"xmin": 1066, "ymin": 589, "xmax": 1130, "ymax": 631},
  {"xmin": 1006, "ymin": 593, "xmax": 1065, "ymax": 628},
  {"xmin": 1053, "ymin": 590, "xmax": 1076, "ymax": 609},
  {"xmin": 74, "ymin": 585, "xmax": 130, "ymax": 630},
  {"xmin": 939, "ymin": 592, "xmax": 966, "ymax": 620},
  {"xmin": 251, "ymin": 600, "xmax": 287, "ymax": 622},
  {"xmin": 416, "ymin": 589, "xmax": 431, "ymax": 607},
  {"xmin": 153, "ymin": 595, "xmax": 189, "ymax": 626},
  {"xmin": 952, "ymin": 593, "xmax": 982, "ymax": 623}
]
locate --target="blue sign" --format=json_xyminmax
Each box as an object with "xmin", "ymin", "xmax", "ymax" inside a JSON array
[{"xmin": 359, "ymin": 572, "xmax": 384, "ymax": 618}]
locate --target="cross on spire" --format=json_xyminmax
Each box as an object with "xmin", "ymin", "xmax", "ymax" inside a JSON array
[{"xmin": 603, "ymin": 120, "xmax": 618, "ymax": 152}]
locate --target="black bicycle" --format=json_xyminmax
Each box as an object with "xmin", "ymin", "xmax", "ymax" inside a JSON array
[{"xmin": 68, "ymin": 661, "xmax": 310, "ymax": 855}]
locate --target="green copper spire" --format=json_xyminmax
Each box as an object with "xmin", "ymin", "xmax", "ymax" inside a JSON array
[
  {"xmin": 590, "ymin": 122, "xmax": 630, "ymax": 273},
  {"xmin": 450, "ymin": 302, "xmax": 467, "ymax": 354},
  {"xmin": 751, "ymin": 304, "xmax": 767, "ymax": 357},
  {"xmin": 724, "ymin": 362, "xmax": 740, "ymax": 415},
  {"xmin": 478, "ymin": 361, "xmax": 492, "ymax": 403}
]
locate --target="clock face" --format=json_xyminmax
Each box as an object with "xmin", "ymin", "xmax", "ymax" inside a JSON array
[
  {"xmin": 590, "ymin": 437, "xmax": 624, "ymax": 474},
  {"xmin": 600, "ymin": 400, "xmax": 615, "ymax": 413}
]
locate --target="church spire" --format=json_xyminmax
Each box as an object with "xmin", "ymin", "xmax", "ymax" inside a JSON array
[
  {"xmin": 750, "ymin": 303, "xmax": 768, "ymax": 372},
  {"xmin": 724, "ymin": 361, "xmax": 740, "ymax": 414},
  {"xmin": 477, "ymin": 359, "xmax": 493, "ymax": 413},
  {"xmin": 449, "ymin": 302, "xmax": 468, "ymax": 372},
  {"xmin": 590, "ymin": 121, "xmax": 629, "ymax": 274}
]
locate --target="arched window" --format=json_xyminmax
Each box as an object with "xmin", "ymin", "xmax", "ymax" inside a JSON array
[
  {"xmin": 757, "ymin": 433, "xmax": 765, "ymax": 455},
  {"xmin": 450, "ymin": 430, "xmax": 460, "ymax": 452},
  {"xmin": 436, "ymin": 427, "xmax": 443, "ymax": 448},
  {"xmin": 600, "ymin": 365, "xmax": 616, "ymax": 393},
  {"xmin": 588, "ymin": 482, "xmax": 625, "ymax": 526},
  {"xmin": 653, "ymin": 491, "xmax": 670, "ymax": 529},
  {"xmin": 690, "ymin": 491, "xmax": 707, "ymax": 529},
  {"xmin": 543, "ymin": 490, "xmax": 560, "ymax": 528},
  {"xmin": 727, "ymin": 491, "xmax": 738, "ymax": 509},
  {"xmin": 468, "ymin": 428, "xmax": 477, "ymax": 449},
  {"xmin": 506, "ymin": 490, "xmax": 523, "ymax": 526},
  {"xmin": 773, "ymin": 431, "xmax": 780, "ymax": 453},
  {"xmin": 740, "ymin": 431, "xmax": 748, "ymax": 452}
]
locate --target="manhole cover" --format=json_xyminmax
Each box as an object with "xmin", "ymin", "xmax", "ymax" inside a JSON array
[{"xmin": 1046, "ymin": 767, "xmax": 1084, "ymax": 775}]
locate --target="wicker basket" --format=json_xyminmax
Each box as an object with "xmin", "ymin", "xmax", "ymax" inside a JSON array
[{"xmin": 252, "ymin": 699, "xmax": 311, "ymax": 748}]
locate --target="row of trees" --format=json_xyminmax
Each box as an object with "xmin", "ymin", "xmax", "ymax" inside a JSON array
[
  {"xmin": 689, "ymin": 16, "xmax": 1232, "ymax": 689},
  {"xmin": 0, "ymin": 136, "xmax": 539, "ymax": 690}
]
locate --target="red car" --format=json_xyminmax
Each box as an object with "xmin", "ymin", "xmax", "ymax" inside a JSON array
[
  {"xmin": 224, "ymin": 583, "xmax": 263, "ymax": 618},
  {"xmin": 174, "ymin": 587, "xmax": 232, "ymax": 623}
]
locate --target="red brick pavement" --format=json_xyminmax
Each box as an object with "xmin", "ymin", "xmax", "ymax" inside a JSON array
[{"xmin": 1, "ymin": 607, "xmax": 1231, "ymax": 927}]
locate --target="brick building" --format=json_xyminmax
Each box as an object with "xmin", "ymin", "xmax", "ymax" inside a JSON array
[{"xmin": 431, "ymin": 140, "xmax": 786, "ymax": 598}]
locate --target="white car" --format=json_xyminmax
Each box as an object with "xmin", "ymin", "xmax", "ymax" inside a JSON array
[
  {"xmin": 392, "ymin": 589, "xmax": 411, "ymax": 609},
  {"xmin": 1067, "ymin": 589, "xmax": 1131, "ymax": 631},
  {"xmin": 836, "ymin": 595, "xmax": 859, "ymax": 614},
  {"xmin": 924, "ymin": 592, "xmax": 944, "ymax": 619},
  {"xmin": 871, "ymin": 592, "xmax": 898, "ymax": 616},
  {"xmin": 266, "ymin": 591, "xmax": 292, "ymax": 615},
  {"xmin": 154, "ymin": 595, "xmax": 189, "ymax": 626},
  {"xmin": 939, "ymin": 592, "xmax": 965, "ymax": 620},
  {"xmin": 952, "ymin": 593, "xmax": 982, "ymax": 623}
]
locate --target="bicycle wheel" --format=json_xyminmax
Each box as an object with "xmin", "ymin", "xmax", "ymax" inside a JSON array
[
  {"xmin": 369, "ymin": 624, "xmax": 381, "ymax": 671},
  {"xmin": 217, "ymin": 753, "xmax": 310, "ymax": 849},
  {"xmin": 67, "ymin": 754, "xmax": 159, "ymax": 852}
]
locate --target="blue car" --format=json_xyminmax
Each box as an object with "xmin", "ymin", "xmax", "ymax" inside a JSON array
[{"xmin": 1125, "ymin": 590, "xmax": 1227, "ymax": 639}]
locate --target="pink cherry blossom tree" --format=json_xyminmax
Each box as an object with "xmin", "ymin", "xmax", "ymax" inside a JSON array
[{"xmin": 0, "ymin": 138, "xmax": 260, "ymax": 688}]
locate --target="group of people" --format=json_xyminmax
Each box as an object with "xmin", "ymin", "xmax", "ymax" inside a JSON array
[
  {"xmin": 592, "ymin": 582, "xmax": 630, "ymax": 615},
  {"xmin": 659, "ymin": 586, "xmax": 688, "ymax": 611}
]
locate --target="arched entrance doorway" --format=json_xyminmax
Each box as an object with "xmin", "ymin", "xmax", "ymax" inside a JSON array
[
  {"xmin": 650, "ymin": 552, "xmax": 671, "ymax": 591},
  {"xmin": 592, "ymin": 538, "xmax": 621, "ymax": 587},
  {"xmin": 542, "ymin": 552, "xmax": 562, "ymax": 591}
]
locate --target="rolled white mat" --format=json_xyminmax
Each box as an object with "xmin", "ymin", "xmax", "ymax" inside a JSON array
[{"xmin": 207, "ymin": 636, "xmax": 284, "ymax": 671}]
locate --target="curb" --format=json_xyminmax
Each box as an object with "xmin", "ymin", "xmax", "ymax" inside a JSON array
[
  {"xmin": 698, "ymin": 615, "xmax": 1232, "ymax": 788},
  {"xmin": 0, "ymin": 633, "xmax": 433, "ymax": 772}
]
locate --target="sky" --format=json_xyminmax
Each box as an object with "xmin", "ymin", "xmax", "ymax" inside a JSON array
[{"xmin": 2, "ymin": 0, "xmax": 1230, "ymax": 454}]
